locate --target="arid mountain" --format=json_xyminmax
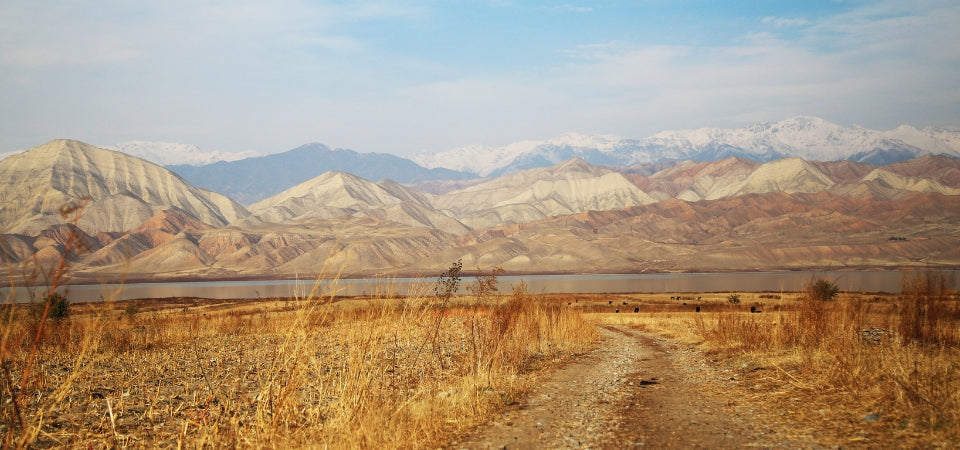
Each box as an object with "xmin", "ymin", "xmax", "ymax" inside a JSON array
[
  {"xmin": 433, "ymin": 158, "xmax": 658, "ymax": 230},
  {"xmin": 84, "ymin": 210, "xmax": 213, "ymax": 267},
  {"xmin": 81, "ymin": 117, "xmax": 957, "ymax": 205},
  {"xmin": 168, "ymin": 143, "xmax": 472, "ymax": 205},
  {"xmin": 0, "ymin": 140, "xmax": 249, "ymax": 234},
  {"xmin": 247, "ymin": 171, "xmax": 470, "ymax": 235},
  {"xmin": 2, "ymin": 142, "xmax": 959, "ymax": 281},
  {"xmin": 884, "ymin": 155, "xmax": 960, "ymax": 188}
]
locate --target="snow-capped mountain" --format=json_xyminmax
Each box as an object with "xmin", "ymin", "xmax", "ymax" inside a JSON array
[
  {"xmin": 106, "ymin": 141, "xmax": 263, "ymax": 166},
  {"xmin": 413, "ymin": 133, "xmax": 627, "ymax": 177},
  {"xmin": 414, "ymin": 117, "xmax": 960, "ymax": 177}
]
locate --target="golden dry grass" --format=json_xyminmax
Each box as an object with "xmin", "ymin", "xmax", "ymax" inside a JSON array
[
  {"xmin": 595, "ymin": 274, "xmax": 960, "ymax": 446},
  {"xmin": 0, "ymin": 279, "xmax": 597, "ymax": 448}
]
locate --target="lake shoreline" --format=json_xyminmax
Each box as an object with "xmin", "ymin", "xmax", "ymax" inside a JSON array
[
  {"xmin": 5, "ymin": 263, "xmax": 937, "ymax": 287},
  {"xmin": 5, "ymin": 268, "xmax": 957, "ymax": 303}
]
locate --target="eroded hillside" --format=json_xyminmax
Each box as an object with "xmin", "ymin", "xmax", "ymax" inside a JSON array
[{"xmin": 1, "ymin": 140, "xmax": 959, "ymax": 281}]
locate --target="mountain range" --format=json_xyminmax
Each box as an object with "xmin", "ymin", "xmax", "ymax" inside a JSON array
[
  {"xmin": 1, "ymin": 138, "xmax": 958, "ymax": 281},
  {"xmin": 167, "ymin": 143, "xmax": 472, "ymax": 205},
  {"xmin": 414, "ymin": 116, "xmax": 960, "ymax": 176},
  {"xmin": 2, "ymin": 116, "xmax": 946, "ymax": 206}
]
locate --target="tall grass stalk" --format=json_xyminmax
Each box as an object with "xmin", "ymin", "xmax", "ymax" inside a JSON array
[
  {"xmin": 689, "ymin": 270, "xmax": 960, "ymax": 442},
  {"xmin": 1, "ymin": 253, "xmax": 596, "ymax": 447}
]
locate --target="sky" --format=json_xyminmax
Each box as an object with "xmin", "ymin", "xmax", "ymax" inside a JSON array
[{"xmin": 1, "ymin": 0, "xmax": 959, "ymax": 157}]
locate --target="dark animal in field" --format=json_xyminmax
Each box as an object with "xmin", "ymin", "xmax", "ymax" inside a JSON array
[
  {"xmin": 634, "ymin": 307, "xmax": 639, "ymax": 313},
  {"xmin": 695, "ymin": 306, "xmax": 701, "ymax": 313},
  {"xmin": 615, "ymin": 309, "xmax": 619, "ymax": 313}
]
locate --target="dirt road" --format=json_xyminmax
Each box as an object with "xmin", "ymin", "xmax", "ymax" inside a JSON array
[{"xmin": 455, "ymin": 325, "xmax": 798, "ymax": 449}]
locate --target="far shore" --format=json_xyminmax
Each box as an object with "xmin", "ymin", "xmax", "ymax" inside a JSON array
[
  {"xmin": 4, "ymin": 267, "xmax": 956, "ymax": 303},
  {"xmin": 2, "ymin": 263, "xmax": 936, "ymax": 287}
]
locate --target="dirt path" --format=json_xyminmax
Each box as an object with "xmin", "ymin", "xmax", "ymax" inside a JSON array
[{"xmin": 455, "ymin": 325, "xmax": 799, "ymax": 449}]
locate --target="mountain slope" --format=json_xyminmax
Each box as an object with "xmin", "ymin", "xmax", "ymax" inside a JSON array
[
  {"xmin": 433, "ymin": 158, "xmax": 658, "ymax": 230},
  {"xmin": 0, "ymin": 140, "xmax": 250, "ymax": 234},
  {"xmin": 248, "ymin": 171, "xmax": 470, "ymax": 234},
  {"xmin": 169, "ymin": 143, "xmax": 472, "ymax": 205},
  {"xmin": 3, "ymin": 142, "xmax": 959, "ymax": 281}
]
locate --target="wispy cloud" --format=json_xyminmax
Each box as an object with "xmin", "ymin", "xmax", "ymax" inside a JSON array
[
  {"xmin": 548, "ymin": 5, "xmax": 593, "ymax": 13},
  {"xmin": 0, "ymin": 0, "xmax": 957, "ymax": 155},
  {"xmin": 761, "ymin": 16, "xmax": 810, "ymax": 28}
]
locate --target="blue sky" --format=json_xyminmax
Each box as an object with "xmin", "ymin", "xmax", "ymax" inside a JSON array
[{"xmin": 1, "ymin": 0, "xmax": 958, "ymax": 157}]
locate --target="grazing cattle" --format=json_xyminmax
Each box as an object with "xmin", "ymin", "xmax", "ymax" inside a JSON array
[
  {"xmin": 634, "ymin": 307, "xmax": 640, "ymax": 313},
  {"xmin": 615, "ymin": 309, "xmax": 619, "ymax": 313},
  {"xmin": 695, "ymin": 306, "xmax": 701, "ymax": 313}
]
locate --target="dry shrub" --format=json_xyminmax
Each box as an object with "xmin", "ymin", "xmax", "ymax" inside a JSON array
[
  {"xmin": 898, "ymin": 270, "xmax": 959, "ymax": 346},
  {"xmin": 689, "ymin": 270, "xmax": 960, "ymax": 444}
]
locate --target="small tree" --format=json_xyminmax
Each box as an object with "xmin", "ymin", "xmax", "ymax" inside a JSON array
[
  {"xmin": 434, "ymin": 259, "xmax": 462, "ymax": 302},
  {"xmin": 427, "ymin": 259, "xmax": 462, "ymax": 369},
  {"xmin": 727, "ymin": 293, "xmax": 741, "ymax": 304},
  {"xmin": 46, "ymin": 293, "xmax": 70, "ymax": 320},
  {"xmin": 467, "ymin": 265, "xmax": 505, "ymax": 302},
  {"xmin": 32, "ymin": 292, "xmax": 70, "ymax": 321},
  {"xmin": 807, "ymin": 278, "xmax": 839, "ymax": 302}
]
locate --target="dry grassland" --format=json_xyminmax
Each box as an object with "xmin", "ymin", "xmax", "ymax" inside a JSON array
[
  {"xmin": 3, "ymin": 261, "xmax": 959, "ymax": 447},
  {"xmin": 589, "ymin": 274, "xmax": 960, "ymax": 447},
  {"xmin": 0, "ymin": 279, "xmax": 597, "ymax": 448}
]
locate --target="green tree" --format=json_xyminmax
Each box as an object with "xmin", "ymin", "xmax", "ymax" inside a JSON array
[
  {"xmin": 727, "ymin": 293, "xmax": 741, "ymax": 304},
  {"xmin": 32, "ymin": 292, "xmax": 70, "ymax": 321},
  {"xmin": 807, "ymin": 278, "xmax": 839, "ymax": 302}
]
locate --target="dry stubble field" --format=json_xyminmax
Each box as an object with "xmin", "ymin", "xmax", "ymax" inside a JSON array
[{"xmin": 2, "ymin": 271, "xmax": 959, "ymax": 448}]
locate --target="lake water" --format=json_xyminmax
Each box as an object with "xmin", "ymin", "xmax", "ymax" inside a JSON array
[{"xmin": 4, "ymin": 270, "xmax": 956, "ymax": 303}]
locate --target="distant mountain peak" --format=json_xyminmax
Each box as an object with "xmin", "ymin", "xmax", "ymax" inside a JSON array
[
  {"xmin": 107, "ymin": 140, "xmax": 262, "ymax": 166},
  {"xmin": 416, "ymin": 117, "xmax": 960, "ymax": 177}
]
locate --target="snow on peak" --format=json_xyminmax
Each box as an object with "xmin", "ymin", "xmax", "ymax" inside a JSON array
[
  {"xmin": 414, "ymin": 117, "xmax": 960, "ymax": 177},
  {"xmin": 106, "ymin": 141, "xmax": 263, "ymax": 166},
  {"xmin": 544, "ymin": 132, "xmax": 626, "ymax": 150},
  {"xmin": 413, "ymin": 132, "xmax": 633, "ymax": 176}
]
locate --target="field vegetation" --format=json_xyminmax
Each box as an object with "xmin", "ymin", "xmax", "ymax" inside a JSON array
[
  {"xmin": 598, "ymin": 272, "xmax": 960, "ymax": 446},
  {"xmin": 1, "ymin": 256, "xmax": 596, "ymax": 447}
]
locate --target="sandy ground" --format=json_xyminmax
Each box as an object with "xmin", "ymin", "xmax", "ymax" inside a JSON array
[{"xmin": 455, "ymin": 325, "xmax": 854, "ymax": 449}]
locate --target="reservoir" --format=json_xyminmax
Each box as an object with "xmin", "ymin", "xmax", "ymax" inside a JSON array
[{"xmin": 3, "ymin": 270, "xmax": 956, "ymax": 303}]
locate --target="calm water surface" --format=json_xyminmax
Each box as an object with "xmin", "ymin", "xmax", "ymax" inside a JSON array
[{"xmin": 4, "ymin": 270, "xmax": 956, "ymax": 303}]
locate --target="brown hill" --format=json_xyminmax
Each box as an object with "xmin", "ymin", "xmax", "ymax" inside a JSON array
[{"xmin": 83, "ymin": 210, "xmax": 213, "ymax": 267}]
